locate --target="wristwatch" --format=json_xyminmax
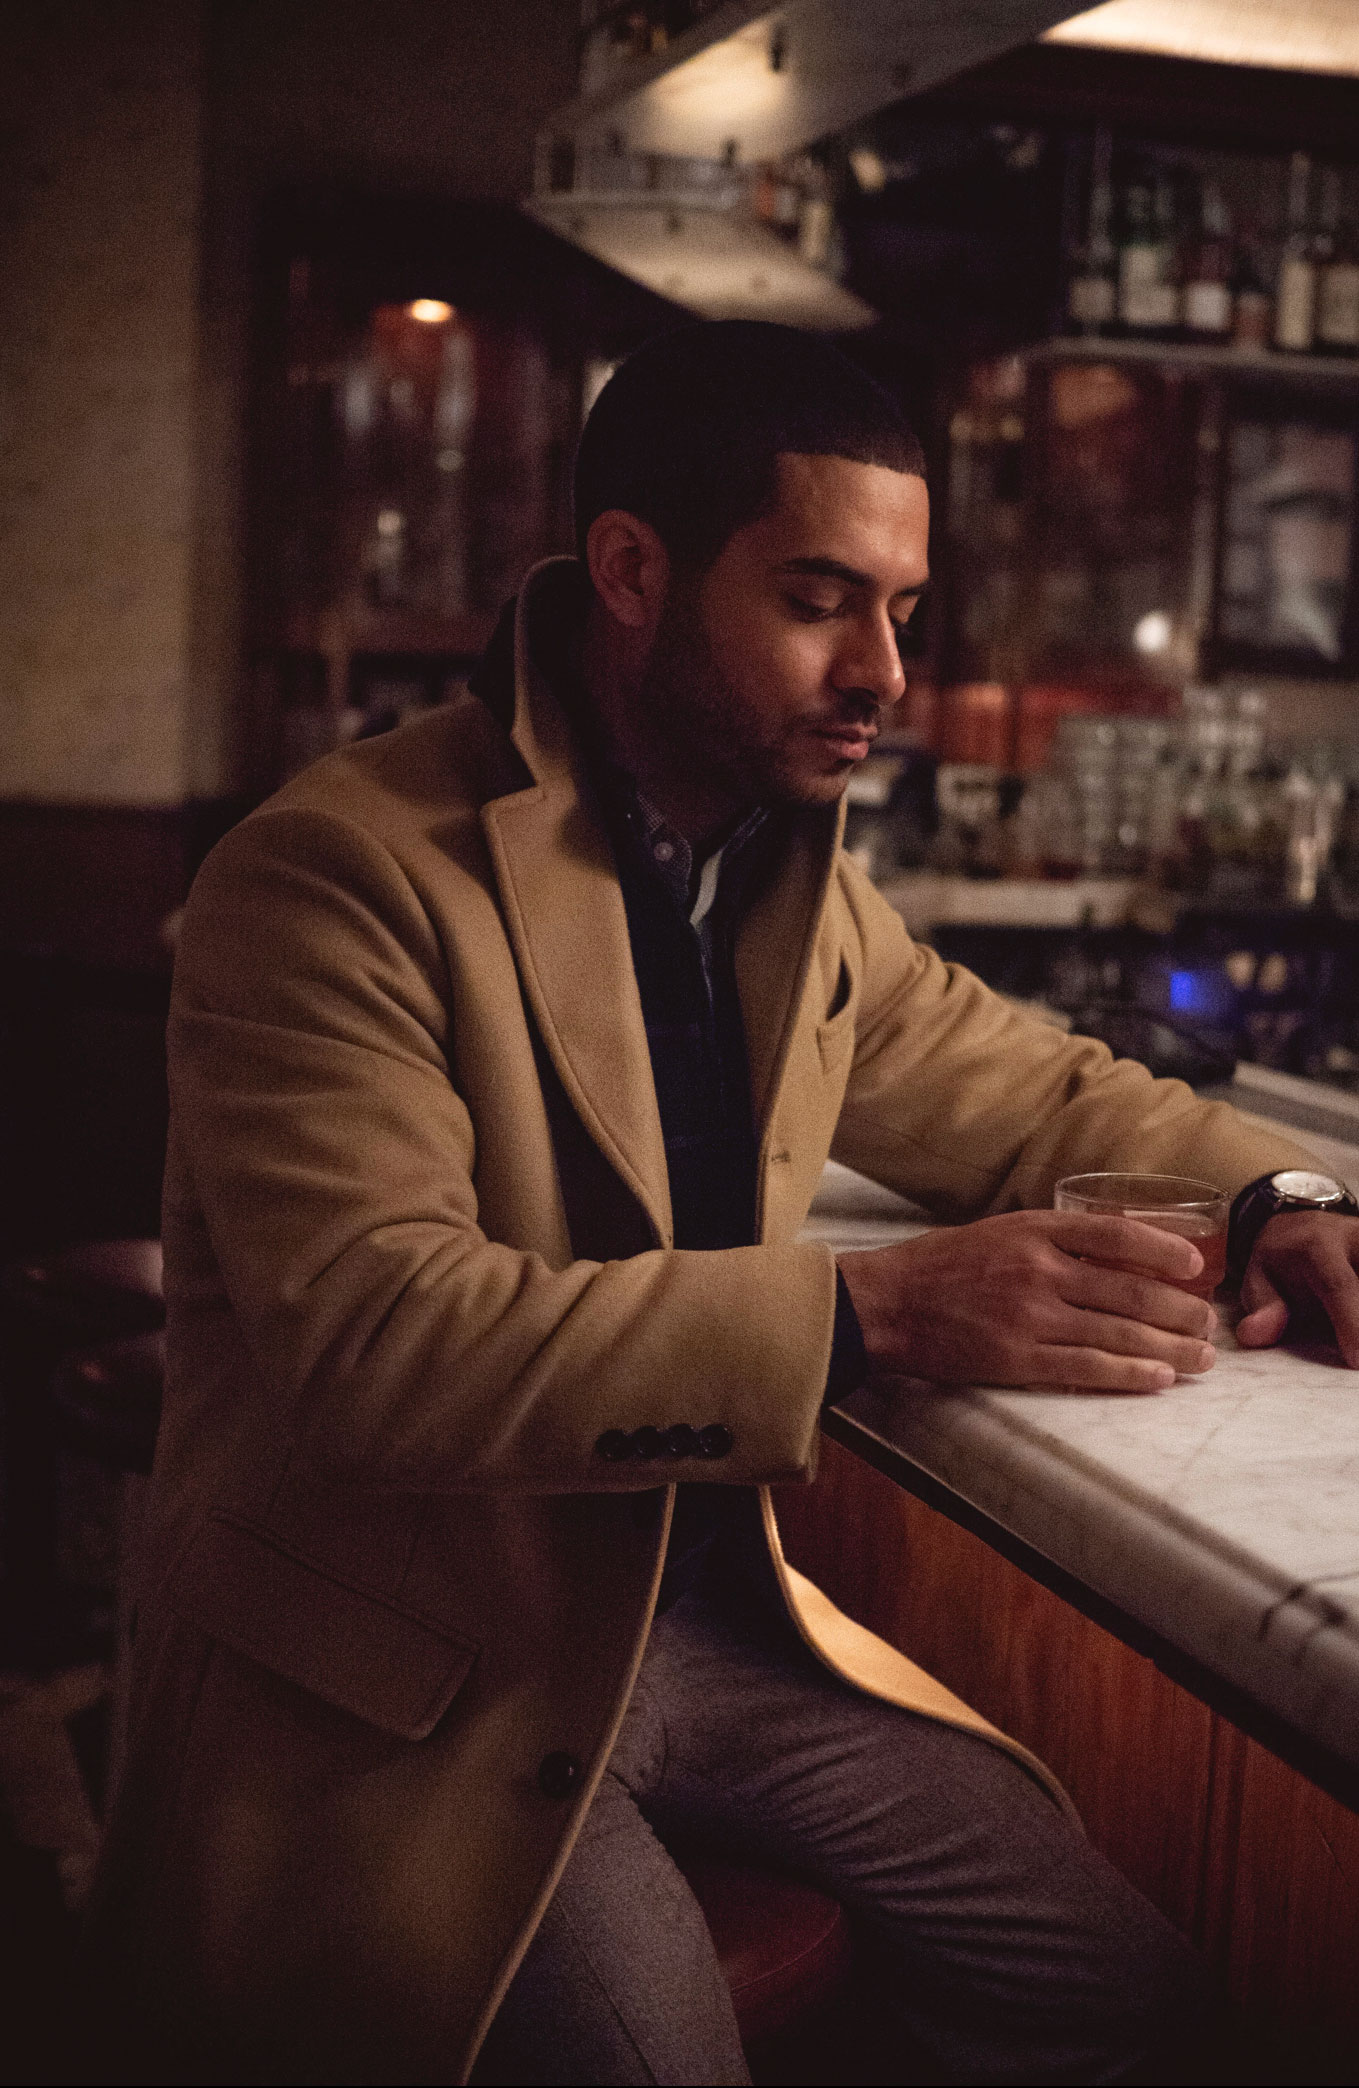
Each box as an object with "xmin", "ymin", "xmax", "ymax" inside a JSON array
[{"xmin": 1226, "ymin": 1169, "xmax": 1359, "ymax": 1283}]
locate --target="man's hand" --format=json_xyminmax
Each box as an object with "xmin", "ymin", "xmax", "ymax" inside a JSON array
[
  {"xmin": 837, "ymin": 1211, "xmax": 1217, "ymax": 1395},
  {"xmin": 1236, "ymin": 1212, "xmax": 1359, "ymax": 1366}
]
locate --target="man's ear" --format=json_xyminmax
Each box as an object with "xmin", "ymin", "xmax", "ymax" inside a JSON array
[{"xmin": 585, "ymin": 509, "xmax": 670, "ymax": 631}]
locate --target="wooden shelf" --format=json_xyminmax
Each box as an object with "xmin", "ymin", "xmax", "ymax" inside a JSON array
[{"xmin": 1028, "ymin": 333, "xmax": 1359, "ymax": 388}]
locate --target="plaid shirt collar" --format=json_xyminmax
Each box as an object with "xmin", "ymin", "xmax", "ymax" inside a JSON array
[{"xmin": 613, "ymin": 779, "xmax": 770, "ymax": 928}]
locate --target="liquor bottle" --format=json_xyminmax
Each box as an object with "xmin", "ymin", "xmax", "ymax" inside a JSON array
[
  {"xmin": 1118, "ymin": 164, "xmax": 1180, "ymax": 336},
  {"xmin": 1316, "ymin": 168, "xmax": 1359, "ymax": 355},
  {"xmin": 1182, "ymin": 179, "xmax": 1234, "ymax": 341},
  {"xmin": 1067, "ymin": 127, "xmax": 1117, "ymax": 336},
  {"xmin": 1155, "ymin": 166, "xmax": 1185, "ymax": 332},
  {"xmin": 1231, "ymin": 229, "xmax": 1273, "ymax": 351},
  {"xmin": 1274, "ymin": 151, "xmax": 1317, "ymax": 353}
]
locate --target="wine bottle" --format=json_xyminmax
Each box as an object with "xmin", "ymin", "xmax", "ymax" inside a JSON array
[
  {"xmin": 1067, "ymin": 127, "xmax": 1117, "ymax": 336},
  {"xmin": 1274, "ymin": 151, "xmax": 1317, "ymax": 352},
  {"xmin": 1182, "ymin": 179, "xmax": 1234, "ymax": 341},
  {"xmin": 1316, "ymin": 168, "xmax": 1359, "ymax": 355},
  {"xmin": 1118, "ymin": 164, "xmax": 1180, "ymax": 336},
  {"xmin": 1231, "ymin": 228, "xmax": 1273, "ymax": 351}
]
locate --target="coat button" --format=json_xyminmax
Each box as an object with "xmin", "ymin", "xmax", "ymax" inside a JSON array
[
  {"xmin": 697, "ymin": 1424, "xmax": 733, "ymax": 1459},
  {"xmin": 595, "ymin": 1429, "xmax": 632, "ymax": 1462},
  {"xmin": 663, "ymin": 1423, "xmax": 700, "ymax": 1458},
  {"xmin": 632, "ymin": 1425, "xmax": 663, "ymax": 1460},
  {"xmin": 538, "ymin": 1751, "xmax": 581, "ymax": 1800}
]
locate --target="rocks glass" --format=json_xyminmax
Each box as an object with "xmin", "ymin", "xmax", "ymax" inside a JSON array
[{"xmin": 1054, "ymin": 1172, "xmax": 1229, "ymax": 1300}]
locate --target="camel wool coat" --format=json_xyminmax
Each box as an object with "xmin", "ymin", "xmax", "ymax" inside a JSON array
[{"xmin": 90, "ymin": 559, "xmax": 1313, "ymax": 2084}]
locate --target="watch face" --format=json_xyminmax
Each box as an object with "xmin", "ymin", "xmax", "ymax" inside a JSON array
[{"xmin": 1272, "ymin": 1169, "xmax": 1346, "ymax": 1204}]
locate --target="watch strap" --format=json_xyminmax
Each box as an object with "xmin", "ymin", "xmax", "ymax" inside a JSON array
[{"xmin": 1227, "ymin": 1170, "xmax": 1359, "ymax": 1284}]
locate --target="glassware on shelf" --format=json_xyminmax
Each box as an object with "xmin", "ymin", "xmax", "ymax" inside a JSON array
[
  {"xmin": 344, "ymin": 301, "xmax": 479, "ymax": 618},
  {"xmin": 1281, "ymin": 765, "xmax": 1345, "ymax": 907},
  {"xmin": 930, "ymin": 764, "xmax": 1010, "ymax": 878}
]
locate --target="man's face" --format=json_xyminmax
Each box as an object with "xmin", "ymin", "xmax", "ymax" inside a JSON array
[{"xmin": 641, "ymin": 452, "xmax": 929, "ymax": 814}]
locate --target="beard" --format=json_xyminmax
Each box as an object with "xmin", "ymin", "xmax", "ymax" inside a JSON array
[{"xmin": 637, "ymin": 584, "xmax": 841, "ymax": 814}]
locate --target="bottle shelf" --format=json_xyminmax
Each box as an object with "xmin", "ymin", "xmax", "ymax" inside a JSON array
[{"xmin": 1029, "ymin": 332, "xmax": 1359, "ymax": 387}]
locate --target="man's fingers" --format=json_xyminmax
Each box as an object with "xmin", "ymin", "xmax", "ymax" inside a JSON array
[
  {"xmin": 1050, "ymin": 1213, "xmax": 1203, "ymax": 1281},
  {"xmin": 1244, "ymin": 1222, "xmax": 1359, "ymax": 1365},
  {"xmin": 1236, "ymin": 1296, "xmax": 1289, "ymax": 1349},
  {"xmin": 1299, "ymin": 1253, "xmax": 1359, "ymax": 1367},
  {"xmin": 1026, "ymin": 1345, "xmax": 1177, "ymax": 1395},
  {"xmin": 1240, "ymin": 1256, "xmax": 1281, "ymax": 1315},
  {"xmin": 1063, "ymin": 1261, "xmax": 1216, "ymax": 1338},
  {"xmin": 1059, "ymin": 1308, "xmax": 1215, "ymax": 1378},
  {"xmin": 1236, "ymin": 1257, "xmax": 1287, "ymax": 1349}
]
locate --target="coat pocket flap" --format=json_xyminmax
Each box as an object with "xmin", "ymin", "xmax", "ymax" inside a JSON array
[{"xmin": 168, "ymin": 1514, "xmax": 478, "ymax": 1740}]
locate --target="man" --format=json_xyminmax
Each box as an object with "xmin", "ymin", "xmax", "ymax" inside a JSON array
[{"xmin": 91, "ymin": 324, "xmax": 1359, "ymax": 2086}]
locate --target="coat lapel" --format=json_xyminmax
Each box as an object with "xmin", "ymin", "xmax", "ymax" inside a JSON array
[
  {"xmin": 480, "ymin": 563, "xmax": 673, "ymax": 1246},
  {"xmin": 736, "ymin": 799, "xmax": 845, "ymax": 1139}
]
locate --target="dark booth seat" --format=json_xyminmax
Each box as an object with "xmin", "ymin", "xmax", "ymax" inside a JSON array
[{"xmin": 4, "ymin": 1238, "xmax": 164, "ymax": 1341}]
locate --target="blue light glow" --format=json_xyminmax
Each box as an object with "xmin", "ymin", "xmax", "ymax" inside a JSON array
[{"xmin": 1168, "ymin": 970, "xmax": 1201, "ymax": 1014}]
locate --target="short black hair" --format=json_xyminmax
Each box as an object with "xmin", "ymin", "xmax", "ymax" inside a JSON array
[{"xmin": 574, "ymin": 321, "xmax": 926, "ymax": 570}]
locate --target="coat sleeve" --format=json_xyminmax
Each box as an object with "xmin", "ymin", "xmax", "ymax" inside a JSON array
[
  {"xmin": 167, "ymin": 807, "xmax": 835, "ymax": 1496},
  {"xmin": 828, "ymin": 853, "xmax": 1319, "ymax": 1219}
]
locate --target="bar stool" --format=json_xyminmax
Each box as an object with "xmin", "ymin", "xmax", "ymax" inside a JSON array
[
  {"xmin": 675, "ymin": 1848, "xmax": 853, "ymax": 2071},
  {"xmin": 1, "ymin": 1240, "xmax": 164, "ymax": 1667}
]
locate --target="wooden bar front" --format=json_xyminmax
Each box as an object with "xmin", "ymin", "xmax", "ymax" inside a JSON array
[{"xmin": 775, "ymin": 1438, "xmax": 1359, "ymax": 2057}]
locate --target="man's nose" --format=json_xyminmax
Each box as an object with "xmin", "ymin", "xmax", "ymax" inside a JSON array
[{"xmin": 835, "ymin": 614, "xmax": 907, "ymax": 708}]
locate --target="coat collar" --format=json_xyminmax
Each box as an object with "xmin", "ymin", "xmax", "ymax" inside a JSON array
[{"xmin": 478, "ymin": 558, "xmax": 844, "ymax": 1245}]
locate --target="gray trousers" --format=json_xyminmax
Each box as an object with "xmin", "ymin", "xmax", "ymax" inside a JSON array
[{"xmin": 474, "ymin": 1523, "xmax": 1205, "ymax": 2087}]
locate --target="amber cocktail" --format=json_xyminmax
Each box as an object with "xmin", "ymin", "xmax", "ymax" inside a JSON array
[{"xmin": 1054, "ymin": 1173, "xmax": 1229, "ymax": 1300}]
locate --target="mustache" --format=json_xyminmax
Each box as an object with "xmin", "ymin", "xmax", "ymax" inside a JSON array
[{"xmin": 816, "ymin": 692, "xmax": 882, "ymax": 731}]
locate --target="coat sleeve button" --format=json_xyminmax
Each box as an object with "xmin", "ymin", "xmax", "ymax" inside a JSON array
[
  {"xmin": 538, "ymin": 1751, "xmax": 582, "ymax": 1800},
  {"xmin": 697, "ymin": 1424, "xmax": 733, "ymax": 1459},
  {"xmin": 662, "ymin": 1423, "xmax": 700, "ymax": 1458},
  {"xmin": 595, "ymin": 1429, "xmax": 632, "ymax": 1462},
  {"xmin": 632, "ymin": 1425, "xmax": 663, "ymax": 1460}
]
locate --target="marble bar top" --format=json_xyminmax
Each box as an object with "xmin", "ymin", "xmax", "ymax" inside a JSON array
[{"xmin": 799, "ymin": 1067, "xmax": 1359, "ymax": 1785}]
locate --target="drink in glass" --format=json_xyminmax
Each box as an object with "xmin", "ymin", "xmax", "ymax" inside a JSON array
[{"xmin": 1054, "ymin": 1173, "xmax": 1229, "ymax": 1300}]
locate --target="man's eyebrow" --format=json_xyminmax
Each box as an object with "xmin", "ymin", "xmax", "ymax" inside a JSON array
[{"xmin": 775, "ymin": 556, "xmax": 930, "ymax": 599}]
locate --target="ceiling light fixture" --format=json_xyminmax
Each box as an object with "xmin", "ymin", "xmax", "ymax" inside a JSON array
[
  {"xmin": 406, "ymin": 299, "xmax": 454, "ymax": 324},
  {"xmin": 1045, "ymin": 0, "xmax": 1359, "ymax": 78}
]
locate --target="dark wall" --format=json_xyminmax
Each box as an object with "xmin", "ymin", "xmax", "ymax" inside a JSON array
[{"xmin": 1, "ymin": 0, "xmax": 580, "ymax": 1256}]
